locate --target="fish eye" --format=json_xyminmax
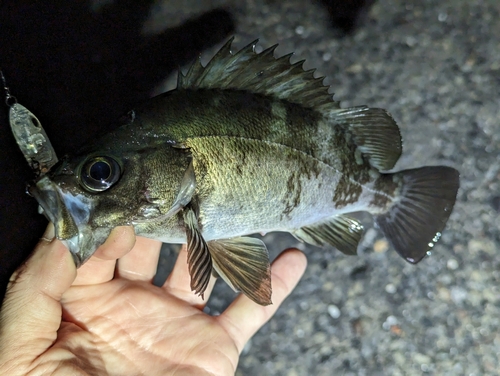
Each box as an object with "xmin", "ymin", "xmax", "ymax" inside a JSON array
[{"xmin": 80, "ymin": 156, "xmax": 121, "ymax": 192}]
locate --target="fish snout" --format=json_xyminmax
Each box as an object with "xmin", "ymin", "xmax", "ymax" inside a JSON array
[{"xmin": 29, "ymin": 176, "xmax": 106, "ymax": 267}]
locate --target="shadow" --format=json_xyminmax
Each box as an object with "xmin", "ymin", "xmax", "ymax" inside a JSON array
[
  {"xmin": 318, "ymin": 0, "xmax": 376, "ymax": 35},
  {"xmin": 0, "ymin": 1, "xmax": 234, "ymax": 298}
]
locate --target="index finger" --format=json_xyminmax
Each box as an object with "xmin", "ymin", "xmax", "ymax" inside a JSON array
[{"xmin": 72, "ymin": 226, "xmax": 136, "ymax": 286}]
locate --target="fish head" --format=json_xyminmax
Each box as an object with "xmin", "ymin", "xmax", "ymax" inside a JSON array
[
  {"xmin": 29, "ymin": 153, "xmax": 132, "ymax": 267},
  {"xmin": 29, "ymin": 145, "xmax": 194, "ymax": 267}
]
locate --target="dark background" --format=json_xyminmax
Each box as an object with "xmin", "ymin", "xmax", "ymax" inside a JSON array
[{"xmin": 1, "ymin": 1, "xmax": 498, "ymax": 374}]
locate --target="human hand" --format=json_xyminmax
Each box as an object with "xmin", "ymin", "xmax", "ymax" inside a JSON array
[{"xmin": 0, "ymin": 224, "xmax": 307, "ymax": 375}]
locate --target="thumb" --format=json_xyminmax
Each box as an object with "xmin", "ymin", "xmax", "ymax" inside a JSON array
[{"xmin": 0, "ymin": 223, "xmax": 76, "ymax": 368}]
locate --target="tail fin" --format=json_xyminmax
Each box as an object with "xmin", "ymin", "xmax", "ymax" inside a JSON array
[{"xmin": 375, "ymin": 166, "xmax": 459, "ymax": 264}]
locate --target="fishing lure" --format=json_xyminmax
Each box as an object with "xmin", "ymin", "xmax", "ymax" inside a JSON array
[{"xmin": 1, "ymin": 70, "xmax": 58, "ymax": 175}]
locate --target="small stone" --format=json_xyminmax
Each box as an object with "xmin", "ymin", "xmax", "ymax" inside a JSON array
[
  {"xmin": 390, "ymin": 325, "xmax": 403, "ymax": 336},
  {"xmin": 295, "ymin": 25, "xmax": 305, "ymax": 35},
  {"xmin": 374, "ymin": 239, "xmax": 389, "ymax": 253},
  {"xmin": 413, "ymin": 352, "xmax": 432, "ymax": 364},
  {"xmin": 385, "ymin": 283, "xmax": 397, "ymax": 294},
  {"xmin": 450, "ymin": 286, "xmax": 468, "ymax": 304},
  {"xmin": 438, "ymin": 12, "xmax": 448, "ymax": 22},
  {"xmin": 312, "ymin": 331, "xmax": 327, "ymax": 344},
  {"xmin": 405, "ymin": 36, "xmax": 417, "ymax": 47},
  {"xmin": 393, "ymin": 352, "xmax": 406, "ymax": 365},
  {"xmin": 468, "ymin": 238, "xmax": 495, "ymax": 254},
  {"xmin": 299, "ymin": 301, "xmax": 309, "ymax": 311},
  {"xmin": 322, "ymin": 281, "xmax": 335, "ymax": 292},
  {"xmin": 383, "ymin": 315, "xmax": 398, "ymax": 330},
  {"xmin": 421, "ymin": 363, "xmax": 431, "ymax": 372},
  {"xmin": 348, "ymin": 281, "xmax": 364, "ymax": 297},
  {"xmin": 295, "ymin": 328, "xmax": 305, "ymax": 338},
  {"xmin": 447, "ymin": 259, "xmax": 459, "ymax": 270},
  {"xmin": 322, "ymin": 52, "xmax": 332, "ymax": 62},
  {"xmin": 327, "ymin": 304, "xmax": 341, "ymax": 319},
  {"xmin": 346, "ymin": 63, "xmax": 362, "ymax": 73}
]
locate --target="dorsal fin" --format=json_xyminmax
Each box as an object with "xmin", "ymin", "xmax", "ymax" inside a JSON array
[
  {"xmin": 331, "ymin": 106, "xmax": 402, "ymax": 171},
  {"xmin": 177, "ymin": 38, "xmax": 339, "ymax": 112}
]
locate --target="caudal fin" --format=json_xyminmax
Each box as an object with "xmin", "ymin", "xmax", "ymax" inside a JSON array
[{"xmin": 375, "ymin": 166, "xmax": 459, "ymax": 264}]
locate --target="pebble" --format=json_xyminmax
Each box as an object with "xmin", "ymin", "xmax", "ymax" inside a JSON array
[
  {"xmin": 385, "ymin": 283, "xmax": 397, "ymax": 294},
  {"xmin": 447, "ymin": 259, "xmax": 459, "ymax": 270},
  {"xmin": 327, "ymin": 304, "xmax": 341, "ymax": 319},
  {"xmin": 295, "ymin": 25, "xmax": 304, "ymax": 35},
  {"xmin": 450, "ymin": 287, "xmax": 468, "ymax": 305},
  {"xmin": 295, "ymin": 328, "xmax": 305, "ymax": 338},
  {"xmin": 299, "ymin": 301, "xmax": 309, "ymax": 311},
  {"xmin": 346, "ymin": 63, "xmax": 363, "ymax": 73},
  {"xmin": 382, "ymin": 315, "xmax": 399, "ymax": 330},
  {"xmin": 413, "ymin": 353, "xmax": 432, "ymax": 364},
  {"xmin": 322, "ymin": 52, "xmax": 332, "ymax": 62},
  {"xmin": 373, "ymin": 239, "xmax": 389, "ymax": 253}
]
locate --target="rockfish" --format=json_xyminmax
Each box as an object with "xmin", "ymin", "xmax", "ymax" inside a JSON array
[{"xmin": 24, "ymin": 39, "xmax": 459, "ymax": 305}]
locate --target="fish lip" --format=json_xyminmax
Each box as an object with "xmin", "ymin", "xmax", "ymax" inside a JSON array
[{"xmin": 29, "ymin": 176, "xmax": 96, "ymax": 267}]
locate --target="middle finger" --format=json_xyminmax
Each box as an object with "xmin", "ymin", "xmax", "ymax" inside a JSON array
[
  {"xmin": 116, "ymin": 236, "xmax": 162, "ymax": 282},
  {"xmin": 163, "ymin": 245, "xmax": 217, "ymax": 309}
]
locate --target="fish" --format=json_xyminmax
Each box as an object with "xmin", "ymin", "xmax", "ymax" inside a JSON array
[{"xmin": 23, "ymin": 39, "xmax": 459, "ymax": 305}]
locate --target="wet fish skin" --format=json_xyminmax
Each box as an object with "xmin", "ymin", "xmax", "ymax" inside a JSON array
[{"xmin": 29, "ymin": 39, "xmax": 459, "ymax": 305}]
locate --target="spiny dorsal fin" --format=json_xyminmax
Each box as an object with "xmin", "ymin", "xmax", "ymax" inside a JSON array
[{"xmin": 178, "ymin": 38, "xmax": 339, "ymax": 112}]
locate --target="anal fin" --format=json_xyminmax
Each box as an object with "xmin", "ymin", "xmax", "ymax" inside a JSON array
[
  {"xmin": 183, "ymin": 207, "xmax": 212, "ymax": 298},
  {"xmin": 293, "ymin": 215, "xmax": 364, "ymax": 255},
  {"xmin": 207, "ymin": 237, "xmax": 272, "ymax": 306}
]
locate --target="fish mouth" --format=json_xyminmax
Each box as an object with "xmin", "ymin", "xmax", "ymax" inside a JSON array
[{"xmin": 29, "ymin": 176, "xmax": 108, "ymax": 267}]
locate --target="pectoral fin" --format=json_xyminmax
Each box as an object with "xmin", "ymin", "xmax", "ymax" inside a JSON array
[
  {"xmin": 164, "ymin": 160, "xmax": 196, "ymax": 218},
  {"xmin": 293, "ymin": 215, "xmax": 364, "ymax": 255},
  {"xmin": 183, "ymin": 207, "xmax": 212, "ymax": 298},
  {"xmin": 207, "ymin": 237, "xmax": 272, "ymax": 306}
]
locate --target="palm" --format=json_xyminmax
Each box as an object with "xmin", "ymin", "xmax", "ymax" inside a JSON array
[
  {"xmin": 8, "ymin": 229, "xmax": 305, "ymax": 376},
  {"xmin": 56, "ymin": 278, "xmax": 237, "ymax": 375}
]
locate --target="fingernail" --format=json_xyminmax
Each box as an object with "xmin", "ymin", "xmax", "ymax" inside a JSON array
[{"xmin": 41, "ymin": 222, "xmax": 55, "ymax": 241}]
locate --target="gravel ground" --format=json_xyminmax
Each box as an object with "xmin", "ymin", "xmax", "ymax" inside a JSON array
[
  {"xmin": 1, "ymin": 1, "xmax": 499, "ymax": 375},
  {"xmin": 152, "ymin": 1, "xmax": 500, "ymax": 375}
]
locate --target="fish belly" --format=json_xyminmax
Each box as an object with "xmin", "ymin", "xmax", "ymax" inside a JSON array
[{"xmin": 188, "ymin": 136, "xmax": 375, "ymax": 241}]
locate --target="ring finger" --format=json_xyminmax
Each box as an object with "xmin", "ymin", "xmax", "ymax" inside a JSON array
[{"xmin": 115, "ymin": 236, "xmax": 162, "ymax": 282}]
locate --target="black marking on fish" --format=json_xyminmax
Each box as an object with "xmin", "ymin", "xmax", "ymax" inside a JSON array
[
  {"xmin": 370, "ymin": 174, "xmax": 399, "ymax": 209},
  {"xmin": 283, "ymin": 171, "xmax": 302, "ymax": 217},
  {"xmin": 333, "ymin": 176, "xmax": 363, "ymax": 208}
]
